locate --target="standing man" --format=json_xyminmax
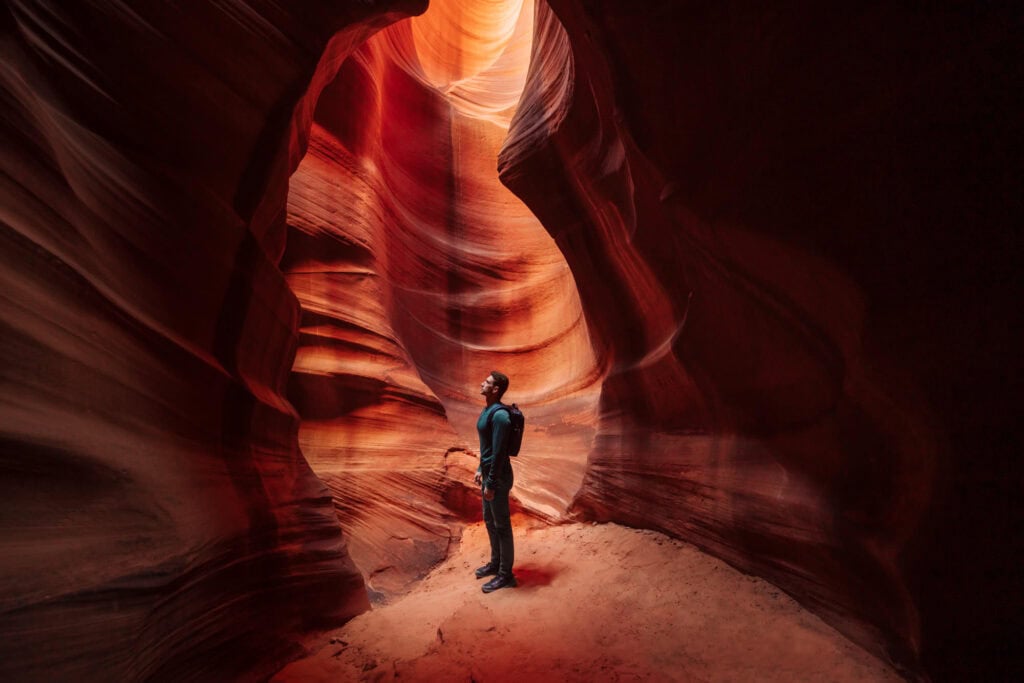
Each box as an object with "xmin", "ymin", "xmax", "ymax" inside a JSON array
[{"xmin": 474, "ymin": 371, "xmax": 516, "ymax": 593}]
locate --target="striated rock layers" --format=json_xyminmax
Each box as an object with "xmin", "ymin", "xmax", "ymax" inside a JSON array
[
  {"xmin": 0, "ymin": 1, "xmax": 427, "ymax": 680},
  {"xmin": 499, "ymin": 1, "xmax": 1020, "ymax": 679},
  {"xmin": 1, "ymin": 0, "xmax": 1018, "ymax": 681},
  {"xmin": 282, "ymin": 0, "xmax": 600, "ymax": 602}
]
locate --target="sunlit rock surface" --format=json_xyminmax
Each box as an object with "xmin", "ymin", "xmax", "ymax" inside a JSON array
[
  {"xmin": 0, "ymin": 0, "xmax": 1018, "ymax": 681},
  {"xmin": 283, "ymin": 130, "xmax": 468, "ymax": 601},
  {"xmin": 281, "ymin": 0, "xmax": 601, "ymax": 599}
]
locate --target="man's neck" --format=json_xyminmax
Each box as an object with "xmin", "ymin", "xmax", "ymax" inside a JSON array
[{"xmin": 485, "ymin": 396, "xmax": 500, "ymax": 407}]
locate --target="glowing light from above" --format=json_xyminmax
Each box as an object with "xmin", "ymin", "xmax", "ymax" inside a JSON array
[{"xmin": 406, "ymin": 0, "xmax": 535, "ymax": 127}]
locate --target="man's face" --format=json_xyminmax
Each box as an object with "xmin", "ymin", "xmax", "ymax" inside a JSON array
[{"xmin": 480, "ymin": 375, "xmax": 497, "ymax": 397}]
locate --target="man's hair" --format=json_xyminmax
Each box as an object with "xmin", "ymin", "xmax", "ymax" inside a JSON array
[{"xmin": 490, "ymin": 371, "xmax": 510, "ymax": 400}]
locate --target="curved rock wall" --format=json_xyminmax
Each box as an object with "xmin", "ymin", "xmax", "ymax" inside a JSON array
[
  {"xmin": 1, "ymin": 0, "xmax": 1017, "ymax": 680},
  {"xmin": 283, "ymin": 125, "xmax": 468, "ymax": 602},
  {"xmin": 0, "ymin": 1, "xmax": 425, "ymax": 680},
  {"xmin": 282, "ymin": 0, "xmax": 602, "ymax": 599},
  {"xmin": 501, "ymin": 0, "xmax": 1020, "ymax": 678}
]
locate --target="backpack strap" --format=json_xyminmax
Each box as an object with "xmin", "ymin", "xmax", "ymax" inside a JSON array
[{"xmin": 487, "ymin": 404, "xmax": 510, "ymax": 427}]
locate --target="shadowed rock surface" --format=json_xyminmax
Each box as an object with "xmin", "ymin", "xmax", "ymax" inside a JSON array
[
  {"xmin": 0, "ymin": 0, "xmax": 1019, "ymax": 680},
  {"xmin": 0, "ymin": 1, "xmax": 425, "ymax": 679}
]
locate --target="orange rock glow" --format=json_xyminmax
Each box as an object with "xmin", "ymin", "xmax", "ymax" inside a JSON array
[
  {"xmin": 0, "ymin": 1, "xmax": 1018, "ymax": 681},
  {"xmin": 283, "ymin": 0, "xmax": 601, "ymax": 601}
]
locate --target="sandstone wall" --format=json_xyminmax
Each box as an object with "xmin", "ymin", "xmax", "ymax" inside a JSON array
[
  {"xmin": 0, "ymin": 1, "xmax": 426, "ymax": 679},
  {"xmin": 499, "ymin": 1, "xmax": 1020, "ymax": 677}
]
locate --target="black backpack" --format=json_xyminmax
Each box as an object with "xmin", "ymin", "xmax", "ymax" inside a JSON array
[{"xmin": 490, "ymin": 403, "xmax": 525, "ymax": 456}]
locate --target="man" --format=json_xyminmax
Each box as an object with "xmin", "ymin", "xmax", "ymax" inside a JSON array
[{"xmin": 473, "ymin": 371, "xmax": 516, "ymax": 593}]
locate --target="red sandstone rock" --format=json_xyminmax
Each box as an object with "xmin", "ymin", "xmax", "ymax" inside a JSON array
[
  {"xmin": 0, "ymin": 0, "xmax": 1018, "ymax": 680},
  {"xmin": 0, "ymin": 1, "xmax": 425, "ymax": 680},
  {"xmin": 282, "ymin": 129, "xmax": 465, "ymax": 600},
  {"xmin": 499, "ymin": 1, "xmax": 1021, "ymax": 677},
  {"xmin": 280, "ymin": 1, "xmax": 602, "ymax": 597}
]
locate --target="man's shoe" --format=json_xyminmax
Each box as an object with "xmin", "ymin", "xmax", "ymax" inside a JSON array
[
  {"xmin": 474, "ymin": 563, "xmax": 499, "ymax": 579},
  {"xmin": 482, "ymin": 573, "xmax": 517, "ymax": 593}
]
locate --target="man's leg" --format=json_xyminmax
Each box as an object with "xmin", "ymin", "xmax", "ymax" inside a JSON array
[
  {"xmin": 481, "ymin": 494, "xmax": 501, "ymax": 570},
  {"xmin": 490, "ymin": 487, "xmax": 514, "ymax": 576},
  {"xmin": 481, "ymin": 488, "xmax": 515, "ymax": 592}
]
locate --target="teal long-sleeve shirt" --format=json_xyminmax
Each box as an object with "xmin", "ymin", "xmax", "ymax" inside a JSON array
[{"xmin": 477, "ymin": 403, "xmax": 513, "ymax": 490}]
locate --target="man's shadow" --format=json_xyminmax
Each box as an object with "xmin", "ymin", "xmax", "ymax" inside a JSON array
[{"xmin": 513, "ymin": 564, "xmax": 559, "ymax": 589}]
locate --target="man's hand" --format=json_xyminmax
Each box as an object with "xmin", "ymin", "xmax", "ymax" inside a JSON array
[
  {"xmin": 474, "ymin": 471, "xmax": 482, "ymax": 486},
  {"xmin": 483, "ymin": 486, "xmax": 495, "ymax": 501}
]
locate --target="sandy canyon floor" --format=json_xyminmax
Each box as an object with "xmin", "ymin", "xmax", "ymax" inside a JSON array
[{"xmin": 274, "ymin": 517, "xmax": 901, "ymax": 682}]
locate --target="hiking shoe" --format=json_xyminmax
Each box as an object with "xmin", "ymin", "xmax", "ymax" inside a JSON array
[
  {"xmin": 482, "ymin": 574, "xmax": 517, "ymax": 593},
  {"xmin": 474, "ymin": 563, "xmax": 499, "ymax": 579}
]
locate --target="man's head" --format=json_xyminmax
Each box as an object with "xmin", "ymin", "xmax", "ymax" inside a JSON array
[{"xmin": 480, "ymin": 371, "xmax": 510, "ymax": 401}]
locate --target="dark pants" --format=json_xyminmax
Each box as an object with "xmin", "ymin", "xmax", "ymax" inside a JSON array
[{"xmin": 483, "ymin": 487, "xmax": 514, "ymax": 576}]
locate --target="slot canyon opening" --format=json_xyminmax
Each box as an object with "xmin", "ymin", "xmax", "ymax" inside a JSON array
[
  {"xmin": 280, "ymin": 0, "xmax": 601, "ymax": 603},
  {"xmin": 3, "ymin": 0, "xmax": 1015, "ymax": 680},
  {"xmin": 270, "ymin": 0, "xmax": 937, "ymax": 677}
]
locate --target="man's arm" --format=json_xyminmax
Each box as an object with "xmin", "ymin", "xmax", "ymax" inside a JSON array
[{"xmin": 484, "ymin": 409, "xmax": 512, "ymax": 490}]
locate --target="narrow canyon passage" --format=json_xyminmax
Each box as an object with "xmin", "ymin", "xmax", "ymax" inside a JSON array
[
  {"xmin": 281, "ymin": 0, "xmax": 601, "ymax": 602},
  {"xmin": 277, "ymin": 2, "xmax": 916, "ymax": 679},
  {"xmin": 1, "ymin": 1, "xmax": 1017, "ymax": 681}
]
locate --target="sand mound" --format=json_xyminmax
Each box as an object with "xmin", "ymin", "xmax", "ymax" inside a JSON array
[{"xmin": 274, "ymin": 518, "xmax": 900, "ymax": 682}]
